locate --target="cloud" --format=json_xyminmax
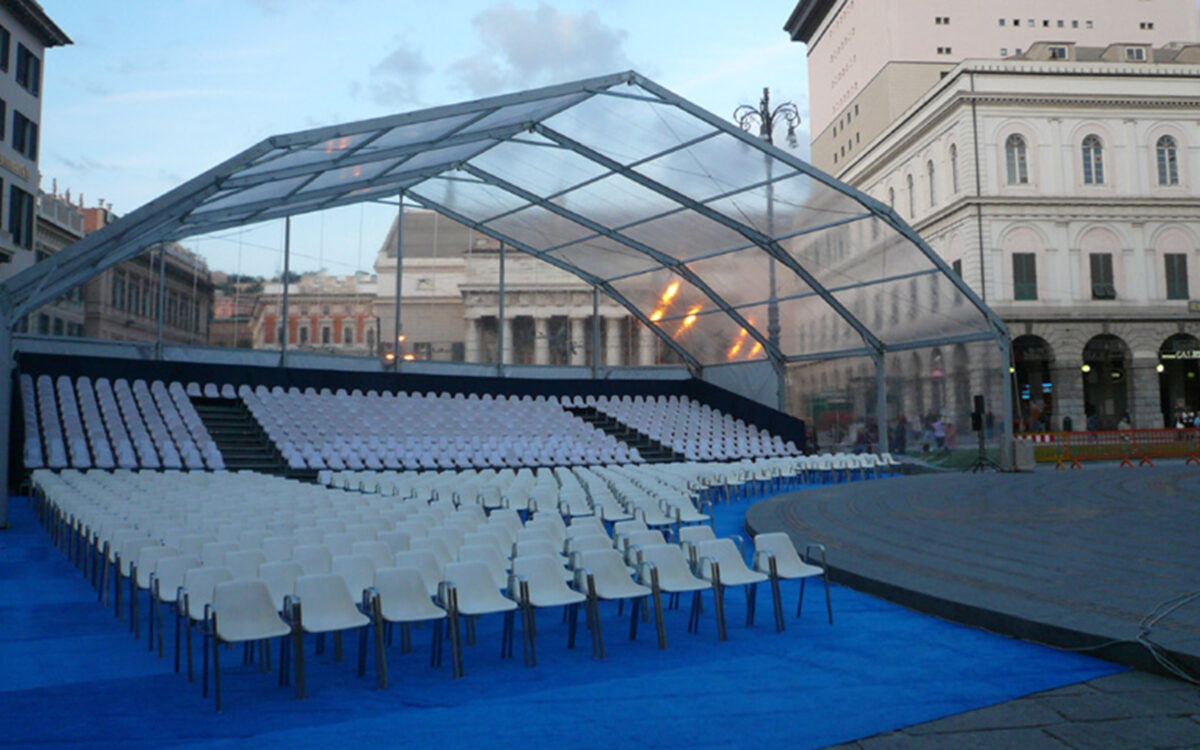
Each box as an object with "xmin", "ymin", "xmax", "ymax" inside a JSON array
[
  {"xmin": 54, "ymin": 154, "xmax": 121, "ymax": 174},
  {"xmin": 368, "ymin": 41, "xmax": 431, "ymax": 106},
  {"xmin": 449, "ymin": 3, "xmax": 630, "ymax": 96}
]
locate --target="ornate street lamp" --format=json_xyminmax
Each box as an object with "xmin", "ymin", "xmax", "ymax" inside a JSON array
[{"xmin": 733, "ymin": 87, "xmax": 800, "ymax": 356}]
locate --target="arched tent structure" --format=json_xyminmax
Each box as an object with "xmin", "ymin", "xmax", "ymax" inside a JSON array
[{"xmin": 0, "ymin": 71, "xmax": 1012, "ymax": 519}]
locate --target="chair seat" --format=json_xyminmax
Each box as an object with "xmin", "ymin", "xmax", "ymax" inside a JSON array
[{"xmin": 213, "ymin": 581, "xmax": 292, "ymax": 643}]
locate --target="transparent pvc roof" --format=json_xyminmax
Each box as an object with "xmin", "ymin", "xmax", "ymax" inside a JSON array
[{"xmin": 3, "ymin": 70, "xmax": 1005, "ymax": 370}]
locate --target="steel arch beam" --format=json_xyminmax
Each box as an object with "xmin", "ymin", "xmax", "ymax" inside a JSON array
[
  {"xmin": 460, "ymin": 163, "xmax": 783, "ymax": 366},
  {"xmin": 533, "ymin": 122, "xmax": 887, "ymax": 358},
  {"xmin": 631, "ymin": 73, "xmax": 1009, "ymax": 346}
]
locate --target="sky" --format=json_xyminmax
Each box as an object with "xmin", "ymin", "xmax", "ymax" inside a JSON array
[{"xmin": 37, "ymin": 0, "xmax": 810, "ymax": 279}]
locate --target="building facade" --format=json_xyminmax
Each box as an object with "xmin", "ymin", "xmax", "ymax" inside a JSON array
[
  {"xmin": 785, "ymin": 0, "xmax": 1199, "ymax": 173},
  {"xmin": 815, "ymin": 47, "xmax": 1200, "ymax": 431},
  {"xmin": 250, "ymin": 272, "xmax": 379, "ymax": 356},
  {"xmin": 80, "ymin": 204, "xmax": 214, "ymax": 345},
  {"xmin": 0, "ymin": 0, "xmax": 68, "ymax": 278},
  {"xmin": 372, "ymin": 208, "xmax": 658, "ymax": 367},
  {"xmin": 23, "ymin": 185, "xmax": 84, "ymax": 336}
]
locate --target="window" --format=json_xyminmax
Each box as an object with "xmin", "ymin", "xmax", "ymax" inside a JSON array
[
  {"xmin": 37, "ymin": 314, "xmax": 48, "ymax": 335},
  {"xmin": 950, "ymin": 144, "xmax": 959, "ymax": 193},
  {"xmin": 321, "ymin": 326, "xmax": 331, "ymax": 345},
  {"xmin": 8, "ymin": 185, "xmax": 33, "ymax": 249},
  {"xmin": 0, "ymin": 26, "xmax": 9, "ymax": 72},
  {"xmin": 1140, "ymin": 22, "xmax": 1155, "ymax": 30},
  {"xmin": 14, "ymin": 44, "xmax": 39, "ymax": 96},
  {"xmin": 1057, "ymin": 19, "xmax": 1064, "ymax": 28},
  {"xmin": 344, "ymin": 325, "xmax": 354, "ymax": 344},
  {"xmin": 1125, "ymin": 47, "xmax": 1146, "ymax": 61},
  {"xmin": 112, "ymin": 270, "xmax": 126, "ymax": 310},
  {"xmin": 366, "ymin": 328, "xmax": 376, "ymax": 350},
  {"xmin": 1082, "ymin": 135, "xmax": 1104, "ymax": 185},
  {"xmin": 935, "ymin": 16, "xmax": 949, "ymax": 25},
  {"xmin": 1072, "ymin": 20, "xmax": 1079, "ymax": 28},
  {"xmin": 1049, "ymin": 46, "xmax": 1069, "ymax": 59},
  {"xmin": 952, "ymin": 259, "xmax": 962, "ymax": 277},
  {"xmin": 1001, "ymin": 48, "xmax": 1008, "ymax": 57},
  {"xmin": 0, "ymin": 99, "xmax": 5, "ymax": 141},
  {"xmin": 1086, "ymin": 20, "xmax": 1093, "ymax": 29},
  {"xmin": 927, "ymin": 160, "xmax": 936, "ymax": 206},
  {"xmin": 1005, "ymin": 134, "xmax": 1029, "ymax": 185},
  {"xmin": 1012, "ymin": 254, "xmax": 1037, "ymax": 300},
  {"xmin": 1027, "ymin": 19, "xmax": 1034, "ymax": 27},
  {"xmin": 998, "ymin": 18, "xmax": 1005, "ymax": 26},
  {"xmin": 906, "ymin": 174, "xmax": 914, "ymax": 216},
  {"xmin": 322, "ymin": 304, "xmax": 330, "ymax": 316},
  {"xmin": 887, "ymin": 187, "xmax": 895, "ymax": 207},
  {"xmin": 1156, "ymin": 136, "xmax": 1179, "ymax": 186},
  {"xmin": 936, "ymin": 46, "xmax": 952, "ymax": 55},
  {"xmin": 1165, "ymin": 254, "xmax": 1189, "ymax": 300},
  {"xmin": 299, "ymin": 327, "xmax": 309, "ymax": 344},
  {"xmin": 1013, "ymin": 18, "xmax": 1019, "ymax": 26},
  {"xmin": 128, "ymin": 278, "xmax": 141, "ymax": 315},
  {"xmin": 1090, "ymin": 253, "xmax": 1115, "ymax": 299},
  {"xmin": 11, "ymin": 110, "xmax": 36, "ymax": 160}
]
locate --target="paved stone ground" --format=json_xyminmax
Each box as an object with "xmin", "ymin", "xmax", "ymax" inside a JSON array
[
  {"xmin": 746, "ymin": 463, "xmax": 1200, "ymax": 674},
  {"xmin": 826, "ymin": 670, "xmax": 1200, "ymax": 749},
  {"xmin": 745, "ymin": 463, "xmax": 1200, "ymax": 748}
]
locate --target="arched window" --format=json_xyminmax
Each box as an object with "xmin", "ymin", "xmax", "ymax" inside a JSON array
[
  {"xmin": 1156, "ymin": 135, "xmax": 1179, "ymax": 186},
  {"xmin": 906, "ymin": 174, "xmax": 915, "ymax": 217},
  {"xmin": 887, "ymin": 187, "xmax": 895, "ymax": 208},
  {"xmin": 927, "ymin": 160, "xmax": 936, "ymax": 206},
  {"xmin": 1005, "ymin": 134, "xmax": 1029, "ymax": 185},
  {"xmin": 1082, "ymin": 134, "xmax": 1104, "ymax": 185},
  {"xmin": 949, "ymin": 144, "xmax": 959, "ymax": 193}
]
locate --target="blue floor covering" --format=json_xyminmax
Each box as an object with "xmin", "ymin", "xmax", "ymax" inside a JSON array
[{"xmin": 0, "ymin": 488, "xmax": 1122, "ymax": 749}]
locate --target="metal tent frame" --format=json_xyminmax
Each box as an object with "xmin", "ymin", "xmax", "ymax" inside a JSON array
[{"xmin": 0, "ymin": 70, "xmax": 1013, "ymax": 526}]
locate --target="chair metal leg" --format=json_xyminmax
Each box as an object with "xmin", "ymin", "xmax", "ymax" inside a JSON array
[
  {"xmin": 567, "ymin": 603, "xmax": 579, "ymax": 650},
  {"xmin": 202, "ymin": 622, "xmax": 210, "ymax": 698},
  {"xmin": 585, "ymin": 575, "xmax": 604, "ymax": 660},
  {"xmin": 628, "ymin": 597, "xmax": 640, "ymax": 641},
  {"xmin": 372, "ymin": 597, "xmax": 388, "ymax": 689},
  {"xmin": 292, "ymin": 603, "xmax": 306, "ymax": 699},
  {"xmin": 650, "ymin": 570, "xmax": 666, "ymax": 650},
  {"xmin": 114, "ymin": 555, "xmax": 122, "ymax": 619},
  {"xmin": 798, "ymin": 578, "xmax": 806, "ymax": 618},
  {"xmin": 770, "ymin": 573, "xmax": 784, "ymax": 633},
  {"xmin": 745, "ymin": 583, "xmax": 757, "ymax": 627},
  {"xmin": 823, "ymin": 574, "xmax": 833, "ymax": 625},
  {"xmin": 212, "ymin": 617, "xmax": 222, "ymax": 712}
]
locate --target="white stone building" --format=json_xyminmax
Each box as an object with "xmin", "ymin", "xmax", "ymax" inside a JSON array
[
  {"xmin": 816, "ymin": 45, "xmax": 1200, "ymax": 431},
  {"xmin": 372, "ymin": 209, "xmax": 661, "ymax": 367}
]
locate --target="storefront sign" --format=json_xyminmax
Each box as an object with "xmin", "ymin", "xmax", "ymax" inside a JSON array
[
  {"xmin": 0, "ymin": 153, "xmax": 29, "ymax": 181},
  {"xmin": 1161, "ymin": 350, "xmax": 1200, "ymax": 361}
]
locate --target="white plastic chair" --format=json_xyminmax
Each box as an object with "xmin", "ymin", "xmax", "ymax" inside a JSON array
[
  {"xmin": 752, "ymin": 532, "xmax": 832, "ymax": 632},
  {"xmin": 439, "ymin": 560, "xmax": 521, "ymax": 678},
  {"xmin": 573, "ymin": 549, "xmax": 651, "ymax": 659},
  {"xmin": 695, "ymin": 538, "xmax": 768, "ymax": 634},
  {"xmin": 374, "ymin": 567, "xmax": 447, "ymax": 665},
  {"xmin": 290, "ymin": 574, "xmax": 380, "ymax": 697},
  {"xmin": 207, "ymin": 580, "xmax": 293, "ymax": 711},
  {"xmin": 511, "ymin": 554, "xmax": 587, "ymax": 661}
]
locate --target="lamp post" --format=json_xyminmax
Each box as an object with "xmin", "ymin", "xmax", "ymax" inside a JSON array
[{"xmin": 733, "ymin": 87, "xmax": 800, "ymax": 358}]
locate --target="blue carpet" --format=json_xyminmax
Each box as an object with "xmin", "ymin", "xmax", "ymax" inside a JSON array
[{"xmin": 0, "ymin": 490, "xmax": 1122, "ymax": 749}]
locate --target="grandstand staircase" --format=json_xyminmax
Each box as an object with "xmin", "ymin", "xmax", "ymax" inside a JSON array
[
  {"xmin": 565, "ymin": 406, "xmax": 684, "ymax": 464},
  {"xmin": 190, "ymin": 397, "xmax": 318, "ymax": 482}
]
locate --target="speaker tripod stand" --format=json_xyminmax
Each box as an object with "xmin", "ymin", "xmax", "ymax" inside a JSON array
[{"xmin": 964, "ymin": 427, "xmax": 1002, "ymax": 473}]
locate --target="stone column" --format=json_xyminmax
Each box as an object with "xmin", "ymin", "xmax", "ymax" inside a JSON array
[
  {"xmin": 501, "ymin": 316, "xmax": 513, "ymax": 365},
  {"xmin": 1051, "ymin": 363, "xmax": 1086, "ymax": 432},
  {"xmin": 605, "ymin": 316, "xmax": 622, "ymax": 366},
  {"xmin": 533, "ymin": 316, "xmax": 549, "ymax": 365},
  {"xmin": 569, "ymin": 317, "xmax": 585, "ymax": 366},
  {"xmin": 463, "ymin": 317, "xmax": 479, "ymax": 363},
  {"xmin": 1129, "ymin": 356, "xmax": 1163, "ymax": 429},
  {"xmin": 638, "ymin": 323, "xmax": 655, "ymax": 366}
]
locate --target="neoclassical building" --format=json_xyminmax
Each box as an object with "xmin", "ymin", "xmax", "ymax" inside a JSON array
[
  {"xmin": 372, "ymin": 209, "xmax": 662, "ymax": 367},
  {"xmin": 832, "ymin": 43, "xmax": 1200, "ymax": 430},
  {"xmin": 250, "ymin": 272, "xmax": 379, "ymax": 356}
]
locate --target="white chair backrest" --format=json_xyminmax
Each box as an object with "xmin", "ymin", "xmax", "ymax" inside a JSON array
[
  {"xmin": 292, "ymin": 544, "xmax": 333, "ymax": 576},
  {"xmin": 182, "ymin": 566, "xmax": 234, "ymax": 620},
  {"xmin": 331, "ymin": 554, "xmax": 376, "ymax": 599},
  {"xmin": 212, "ymin": 580, "xmax": 291, "ymax": 643},
  {"xmin": 258, "ymin": 561, "xmax": 303, "ymax": 611}
]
